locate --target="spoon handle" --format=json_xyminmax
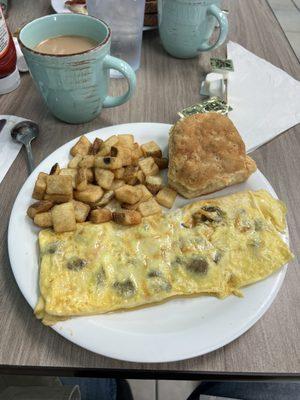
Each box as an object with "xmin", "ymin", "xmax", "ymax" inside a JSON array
[{"xmin": 25, "ymin": 142, "xmax": 35, "ymax": 173}]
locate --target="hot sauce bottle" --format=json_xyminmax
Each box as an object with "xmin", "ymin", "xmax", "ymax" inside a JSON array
[{"xmin": 0, "ymin": 5, "xmax": 20, "ymax": 94}]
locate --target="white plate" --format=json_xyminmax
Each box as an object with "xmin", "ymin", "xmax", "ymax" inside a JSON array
[
  {"xmin": 8, "ymin": 122, "xmax": 288, "ymax": 363},
  {"xmin": 51, "ymin": 0, "xmax": 157, "ymax": 31},
  {"xmin": 51, "ymin": 0, "xmax": 78, "ymax": 13}
]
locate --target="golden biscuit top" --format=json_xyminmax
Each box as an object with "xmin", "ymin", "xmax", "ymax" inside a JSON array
[{"xmin": 168, "ymin": 113, "xmax": 256, "ymax": 197}]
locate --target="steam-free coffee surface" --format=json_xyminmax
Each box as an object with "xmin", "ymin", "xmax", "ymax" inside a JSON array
[{"xmin": 34, "ymin": 35, "xmax": 99, "ymax": 55}]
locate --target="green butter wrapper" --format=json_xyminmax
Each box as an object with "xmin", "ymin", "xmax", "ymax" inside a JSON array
[
  {"xmin": 210, "ymin": 57, "xmax": 234, "ymax": 72},
  {"xmin": 178, "ymin": 97, "xmax": 233, "ymax": 118}
]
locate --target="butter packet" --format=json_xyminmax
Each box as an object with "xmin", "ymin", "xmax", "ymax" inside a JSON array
[
  {"xmin": 210, "ymin": 57, "xmax": 234, "ymax": 78},
  {"xmin": 178, "ymin": 97, "xmax": 232, "ymax": 118},
  {"xmin": 210, "ymin": 57, "xmax": 234, "ymax": 72}
]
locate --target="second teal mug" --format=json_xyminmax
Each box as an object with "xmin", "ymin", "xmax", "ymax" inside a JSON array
[
  {"xmin": 18, "ymin": 14, "xmax": 136, "ymax": 124},
  {"xmin": 158, "ymin": 0, "xmax": 228, "ymax": 58}
]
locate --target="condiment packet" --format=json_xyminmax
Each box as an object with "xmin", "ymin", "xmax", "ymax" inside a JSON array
[
  {"xmin": 210, "ymin": 57, "xmax": 234, "ymax": 78},
  {"xmin": 178, "ymin": 97, "xmax": 232, "ymax": 118}
]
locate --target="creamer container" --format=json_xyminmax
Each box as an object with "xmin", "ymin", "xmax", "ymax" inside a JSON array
[{"xmin": 0, "ymin": 5, "xmax": 20, "ymax": 94}]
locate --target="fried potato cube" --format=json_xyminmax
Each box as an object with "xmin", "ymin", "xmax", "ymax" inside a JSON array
[
  {"xmin": 137, "ymin": 184, "xmax": 153, "ymax": 202},
  {"xmin": 90, "ymin": 208, "xmax": 112, "ymax": 224},
  {"xmin": 136, "ymin": 170, "xmax": 145, "ymax": 184},
  {"xmin": 72, "ymin": 200, "xmax": 90, "ymax": 222},
  {"xmin": 117, "ymin": 134, "xmax": 134, "ymax": 147},
  {"xmin": 89, "ymin": 138, "xmax": 103, "ymax": 155},
  {"xmin": 121, "ymin": 185, "xmax": 152, "ymax": 210},
  {"xmin": 32, "ymin": 172, "xmax": 48, "ymax": 200},
  {"xmin": 104, "ymin": 135, "xmax": 119, "ymax": 148},
  {"xmin": 156, "ymin": 187, "xmax": 177, "ymax": 208},
  {"xmin": 105, "ymin": 198, "xmax": 122, "ymax": 212},
  {"xmin": 86, "ymin": 168, "xmax": 94, "ymax": 182},
  {"xmin": 97, "ymin": 144, "xmax": 111, "ymax": 156},
  {"xmin": 137, "ymin": 198, "xmax": 162, "ymax": 217},
  {"xmin": 51, "ymin": 202, "xmax": 76, "ymax": 233},
  {"xmin": 27, "ymin": 200, "xmax": 54, "ymax": 219},
  {"xmin": 70, "ymin": 135, "xmax": 91, "ymax": 157},
  {"xmin": 111, "ymin": 146, "xmax": 132, "ymax": 166},
  {"xmin": 115, "ymin": 185, "xmax": 143, "ymax": 205},
  {"xmin": 121, "ymin": 202, "xmax": 139, "ymax": 210},
  {"xmin": 112, "ymin": 210, "xmax": 141, "ymax": 226},
  {"xmin": 46, "ymin": 175, "xmax": 73, "ymax": 196},
  {"xmin": 95, "ymin": 168, "xmax": 114, "ymax": 190},
  {"xmin": 138, "ymin": 157, "xmax": 159, "ymax": 176},
  {"xmin": 114, "ymin": 168, "xmax": 125, "ymax": 179},
  {"xmin": 94, "ymin": 156, "xmax": 123, "ymax": 170},
  {"xmin": 62, "ymin": 166, "xmax": 91, "ymax": 184},
  {"xmin": 134, "ymin": 143, "xmax": 144, "ymax": 158},
  {"xmin": 68, "ymin": 154, "xmax": 83, "ymax": 169},
  {"xmin": 59, "ymin": 168, "xmax": 77, "ymax": 188},
  {"xmin": 131, "ymin": 143, "xmax": 144, "ymax": 165},
  {"xmin": 92, "ymin": 190, "xmax": 114, "ymax": 207},
  {"xmin": 75, "ymin": 168, "xmax": 88, "ymax": 191},
  {"xmin": 44, "ymin": 193, "xmax": 73, "ymax": 203},
  {"xmin": 49, "ymin": 163, "xmax": 60, "ymax": 175},
  {"xmin": 74, "ymin": 184, "xmax": 103, "ymax": 203},
  {"xmin": 34, "ymin": 211, "xmax": 53, "ymax": 228},
  {"xmin": 145, "ymin": 175, "xmax": 163, "ymax": 195},
  {"xmin": 110, "ymin": 146, "xmax": 119, "ymax": 157},
  {"xmin": 141, "ymin": 141, "xmax": 162, "ymax": 158},
  {"xmin": 154, "ymin": 157, "xmax": 168, "ymax": 170},
  {"xmin": 123, "ymin": 165, "xmax": 139, "ymax": 185},
  {"xmin": 78, "ymin": 155, "xmax": 95, "ymax": 168},
  {"xmin": 110, "ymin": 180, "xmax": 125, "ymax": 190}
]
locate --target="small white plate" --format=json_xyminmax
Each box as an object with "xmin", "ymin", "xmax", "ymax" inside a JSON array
[
  {"xmin": 51, "ymin": 0, "xmax": 79, "ymax": 13},
  {"xmin": 51, "ymin": 0, "xmax": 158, "ymax": 31},
  {"xmin": 8, "ymin": 122, "xmax": 288, "ymax": 363}
]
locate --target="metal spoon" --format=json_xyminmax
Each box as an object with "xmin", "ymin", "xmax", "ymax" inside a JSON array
[{"xmin": 11, "ymin": 120, "xmax": 39, "ymax": 173}]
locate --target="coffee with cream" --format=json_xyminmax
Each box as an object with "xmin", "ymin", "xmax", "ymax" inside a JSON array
[{"xmin": 34, "ymin": 35, "xmax": 98, "ymax": 55}]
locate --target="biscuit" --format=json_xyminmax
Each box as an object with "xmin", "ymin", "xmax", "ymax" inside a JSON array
[{"xmin": 168, "ymin": 113, "xmax": 256, "ymax": 198}]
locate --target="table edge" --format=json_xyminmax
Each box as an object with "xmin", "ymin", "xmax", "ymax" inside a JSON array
[{"xmin": 0, "ymin": 365, "xmax": 299, "ymax": 381}]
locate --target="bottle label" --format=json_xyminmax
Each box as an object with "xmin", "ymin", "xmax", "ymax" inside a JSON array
[{"xmin": 0, "ymin": 7, "xmax": 9, "ymax": 57}]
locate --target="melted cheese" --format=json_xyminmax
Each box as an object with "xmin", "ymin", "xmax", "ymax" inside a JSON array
[{"xmin": 35, "ymin": 190, "xmax": 293, "ymax": 325}]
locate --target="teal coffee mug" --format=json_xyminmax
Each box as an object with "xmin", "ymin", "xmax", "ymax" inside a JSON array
[
  {"xmin": 18, "ymin": 14, "xmax": 136, "ymax": 123},
  {"xmin": 158, "ymin": 0, "xmax": 228, "ymax": 58}
]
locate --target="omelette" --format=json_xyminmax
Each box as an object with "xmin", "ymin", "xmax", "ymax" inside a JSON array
[{"xmin": 35, "ymin": 190, "xmax": 293, "ymax": 325}]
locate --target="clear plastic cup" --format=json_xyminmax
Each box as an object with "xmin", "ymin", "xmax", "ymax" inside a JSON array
[{"xmin": 87, "ymin": 0, "xmax": 146, "ymax": 78}]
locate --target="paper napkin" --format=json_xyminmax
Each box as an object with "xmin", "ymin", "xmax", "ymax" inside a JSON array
[
  {"xmin": 227, "ymin": 41, "xmax": 300, "ymax": 153},
  {"xmin": 0, "ymin": 115, "xmax": 28, "ymax": 184}
]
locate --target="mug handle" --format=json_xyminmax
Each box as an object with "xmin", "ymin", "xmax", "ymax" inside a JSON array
[
  {"xmin": 197, "ymin": 4, "xmax": 228, "ymax": 52},
  {"xmin": 103, "ymin": 55, "xmax": 136, "ymax": 108}
]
